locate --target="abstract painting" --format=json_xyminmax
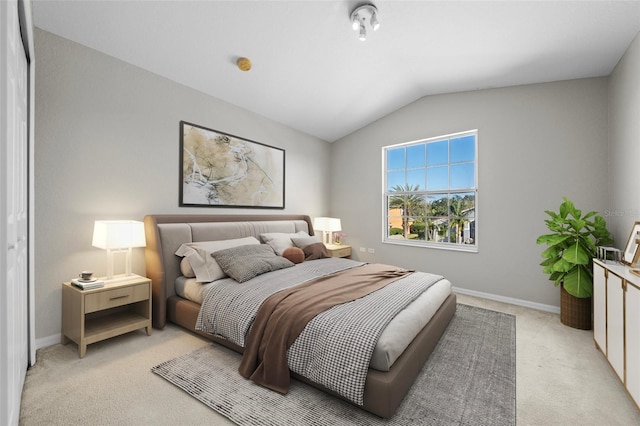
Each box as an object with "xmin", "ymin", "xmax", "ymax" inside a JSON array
[{"xmin": 179, "ymin": 121, "xmax": 285, "ymax": 208}]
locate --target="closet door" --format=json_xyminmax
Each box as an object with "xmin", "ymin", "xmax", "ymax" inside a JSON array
[{"xmin": 1, "ymin": 0, "xmax": 30, "ymax": 425}]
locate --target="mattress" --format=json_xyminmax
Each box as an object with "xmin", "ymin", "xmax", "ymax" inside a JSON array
[{"xmin": 176, "ymin": 271, "xmax": 452, "ymax": 371}]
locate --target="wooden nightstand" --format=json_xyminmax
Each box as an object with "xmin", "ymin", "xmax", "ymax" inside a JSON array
[
  {"xmin": 326, "ymin": 244, "xmax": 352, "ymax": 258},
  {"xmin": 61, "ymin": 275, "xmax": 152, "ymax": 358}
]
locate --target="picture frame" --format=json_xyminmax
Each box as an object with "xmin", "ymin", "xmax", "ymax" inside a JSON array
[
  {"xmin": 179, "ymin": 121, "xmax": 285, "ymax": 209},
  {"xmin": 621, "ymin": 221, "xmax": 640, "ymax": 266}
]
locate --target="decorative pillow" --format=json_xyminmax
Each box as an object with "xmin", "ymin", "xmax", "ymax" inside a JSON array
[
  {"xmin": 282, "ymin": 247, "xmax": 305, "ymax": 264},
  {"xmin": 302, "ymin": 242, "xmax": 331, "ymax": 260},
  {"xmin": 175, "ymin": 237, "xmax": 260, "ymax": 282},
  {"xmin": 259, "ymin": 231, "xmax": 309, "ymax": 255},
  {"xmin": 291, "ymin": 235, "xmax": 322, "ymax": 249},
  {"xmin": 211, "ymin": 244, "xmax": 294, "ymax": 283}
]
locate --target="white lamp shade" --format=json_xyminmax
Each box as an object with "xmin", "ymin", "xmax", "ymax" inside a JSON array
[
  {"xmin": 313, "ymin": 217, "xmax": 342, "ymax": 232},
  {"xmin": 92, "ymin": 220, "xmax": 146, "ymax": 249}
]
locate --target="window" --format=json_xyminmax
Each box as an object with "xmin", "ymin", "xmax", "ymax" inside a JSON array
[{"xmin": 383, "ymin": 130, "xmax": 477, "ymax": 252}]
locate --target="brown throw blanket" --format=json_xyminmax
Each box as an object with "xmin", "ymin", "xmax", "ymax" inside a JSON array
[{"xmin": 238, "ymin": 263, "xmax": 414, "ymax": 394}]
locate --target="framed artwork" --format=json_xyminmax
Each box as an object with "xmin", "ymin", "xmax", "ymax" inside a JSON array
[
  {"xmin": 179, "ymin": 121, "xmax": 285, "ymax": 209},
  {"xmin": 621, "ymin": 221, "xmax": 640, "ymax": 266}
]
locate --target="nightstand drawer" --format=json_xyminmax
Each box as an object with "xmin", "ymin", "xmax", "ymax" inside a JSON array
[{"xmin": 85, "ymin": 283, "xmax": 149, "ymax": 313}]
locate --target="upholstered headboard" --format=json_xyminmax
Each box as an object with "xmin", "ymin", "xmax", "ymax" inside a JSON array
[{"xmin": 143, "ymin": 214, "xmax": 314, "ymax": 328}]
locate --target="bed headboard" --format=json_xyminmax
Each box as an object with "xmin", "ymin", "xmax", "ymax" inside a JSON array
[{"xmin": 144, "ymin": 214, "xmax": 314, "ymax": 328}]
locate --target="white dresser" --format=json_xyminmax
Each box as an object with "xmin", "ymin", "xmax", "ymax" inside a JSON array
[{"xmin": 593, "ymin": 259, "xmax": 640, "ymax": 410}]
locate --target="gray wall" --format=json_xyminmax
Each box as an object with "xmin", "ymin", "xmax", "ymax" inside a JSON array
[
  {"xmin": 331, "ymin": 79, "xmax": 610, "ymax": 308},
  {"xmin": 608, "ymin": 32, "xmax": 640, "ymax": 246},
  {"xmin": 34, "ymin": 29, "xmax": 330, "ymax": 342}
]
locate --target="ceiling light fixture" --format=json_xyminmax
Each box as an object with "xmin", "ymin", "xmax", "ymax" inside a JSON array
[{"xmin": 350, "ymin": 4, "xmax": 380, "ymax": 41}]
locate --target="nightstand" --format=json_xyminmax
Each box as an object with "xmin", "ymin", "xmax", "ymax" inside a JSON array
[
  {"xmin": 326, "ymin": 244, "xmax": 352, "ymax": 258},
  {"xmin": 61, "ymin": 275, "xmax": 152, "ymax": 358}
]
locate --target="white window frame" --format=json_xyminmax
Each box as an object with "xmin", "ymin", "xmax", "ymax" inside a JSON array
[{"xmin": 382, "ymin": 130, "xmax": 478, "ymax": 253}]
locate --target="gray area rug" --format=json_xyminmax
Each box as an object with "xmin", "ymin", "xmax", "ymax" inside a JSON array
[{"xmin": 152, "ymin": 304, "xmax": 515, "ymax": 425}]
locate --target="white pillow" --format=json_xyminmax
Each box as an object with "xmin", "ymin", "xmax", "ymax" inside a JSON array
[
  {"xmin": 175, "ymin": 237, "xmax": 260, "ymax": 282},
  {"xmin": 259, "ymin": 231, "xmax": 309, "ymax": 255}
]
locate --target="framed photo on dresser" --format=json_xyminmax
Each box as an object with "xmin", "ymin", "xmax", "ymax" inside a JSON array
[{"xmin": 621, "ymin": 221, "xmax": 640, "ymax": 266}]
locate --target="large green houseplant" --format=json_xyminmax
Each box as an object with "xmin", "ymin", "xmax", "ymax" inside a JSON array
[{"xmin": 536, "ymin": 197, "xmax": 613, "ymax": 328}]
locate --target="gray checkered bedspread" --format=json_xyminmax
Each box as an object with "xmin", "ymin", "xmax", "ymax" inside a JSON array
[{"xmin": 195, "ymin": 257, "xmax": 443, "ymax": 405}]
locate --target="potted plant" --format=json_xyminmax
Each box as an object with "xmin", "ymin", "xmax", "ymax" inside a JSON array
[{"xmin": 536, "ymin": 197, "xmax": 613, "ymax": 329}]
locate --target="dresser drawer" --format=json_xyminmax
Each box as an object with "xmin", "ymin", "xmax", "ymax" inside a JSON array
[{"xmin": 84, "ymin": 283, "xmax": 149, "ymax": 313}]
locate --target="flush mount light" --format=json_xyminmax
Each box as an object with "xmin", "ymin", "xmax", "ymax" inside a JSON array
[{"xmin": 350, "ymin": 3, "xmax": 380, "ymax": 41}]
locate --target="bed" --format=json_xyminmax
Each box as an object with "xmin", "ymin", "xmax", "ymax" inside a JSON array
[{"xmin": 144, "ymin": 213, "xmax": 456, "ymax": 418}]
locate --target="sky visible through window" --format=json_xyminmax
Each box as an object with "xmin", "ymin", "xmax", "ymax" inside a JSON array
[{"xmin": 387, "ymin": 134, "xmax": 475, "ymax": 191}]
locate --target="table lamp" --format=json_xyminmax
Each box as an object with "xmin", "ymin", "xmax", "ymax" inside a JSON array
[
  {"xmin": 313, "ymin": 217, "xmax": 342, "ymax": 245},
  {"xmin": 92, "ymin": 220, "xmax": 146, "ymax": 280}
]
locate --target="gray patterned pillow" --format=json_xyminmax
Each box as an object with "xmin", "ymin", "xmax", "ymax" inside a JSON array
[
  {"xmin": 174, "ymin": 237, "xmax": 261, "ymax": 282},
  {"xmin": 211, "ymin": 244, "xmax": 294, "ymax": 283}
]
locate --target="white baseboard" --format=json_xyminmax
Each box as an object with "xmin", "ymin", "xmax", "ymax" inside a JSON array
[
  {"xmin": 453, "ymin": 286, "xmax": 560, "ymax": 314},
  {"xmin": 35, "ymin": 333, "xmax": 62, "ymax": 351}
]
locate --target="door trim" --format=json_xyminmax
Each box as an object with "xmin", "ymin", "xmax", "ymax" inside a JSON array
[{"xmin": 19, "ymin": 0, "xmax": 36, "ymax": 368}]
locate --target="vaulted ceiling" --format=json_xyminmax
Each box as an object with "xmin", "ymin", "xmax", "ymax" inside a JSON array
[{"xmin": 32, "ymin": 0, "xmax": 640, "ymax": 142}]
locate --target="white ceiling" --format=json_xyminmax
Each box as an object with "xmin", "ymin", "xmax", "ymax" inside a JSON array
[{"xmin": 32, "ymin": 0, "xmax": 640, "ymax": 142}]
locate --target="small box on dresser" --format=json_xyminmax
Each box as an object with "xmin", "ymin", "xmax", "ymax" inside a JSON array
[
  {"xmin": 61, "ymin": 275, "xmax": 152, "ymax": 358},
  {"xmin": 593, "ymin": 259, "xmax": 640, "ymax": 410}
]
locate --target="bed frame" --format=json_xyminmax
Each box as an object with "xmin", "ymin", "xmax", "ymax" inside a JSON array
[{"xmin": 144, "ymin": 213, "xmax": 456, "ymax": 418}]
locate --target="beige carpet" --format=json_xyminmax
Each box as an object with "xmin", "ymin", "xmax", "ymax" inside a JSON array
[{"xmin": 19, "ymin": 295, "xmax": 640, "ymax": 425}]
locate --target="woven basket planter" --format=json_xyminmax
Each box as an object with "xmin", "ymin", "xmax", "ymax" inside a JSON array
[{"xmin": 560, "ymin": 285, "xmax": 592, "ymax": 330}]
